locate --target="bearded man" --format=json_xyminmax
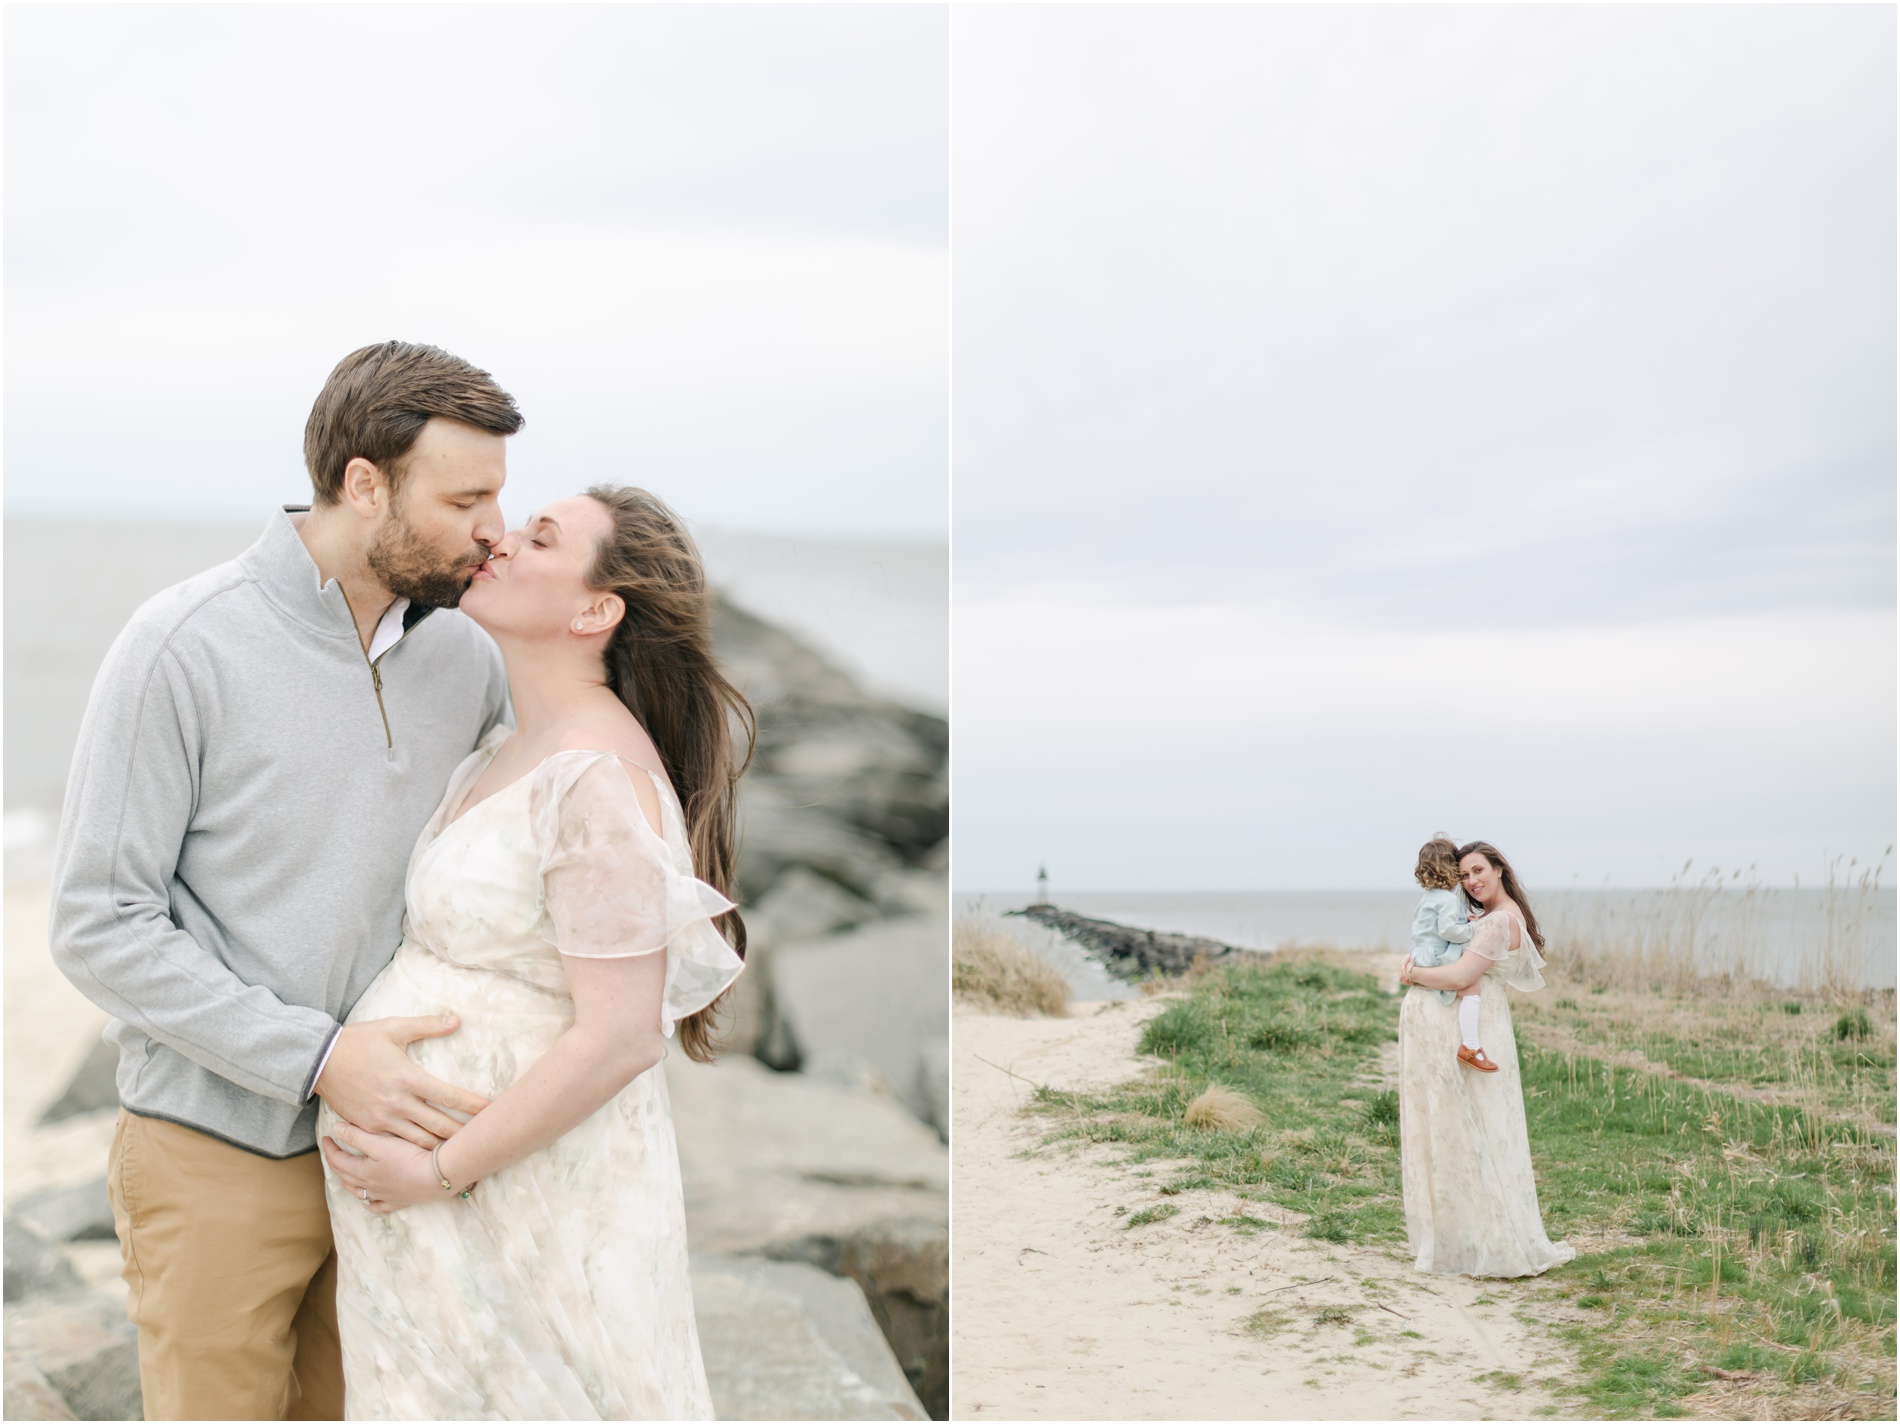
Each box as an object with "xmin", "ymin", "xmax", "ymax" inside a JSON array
[{"xmin": 51, "ymin": 341, "xmax": 521, "ymax": 1420}]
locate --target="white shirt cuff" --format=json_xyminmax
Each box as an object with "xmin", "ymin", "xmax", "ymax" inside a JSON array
[{"xmin": 308, "ymin": 1029, "xmax": 342, "ymax": 1102}]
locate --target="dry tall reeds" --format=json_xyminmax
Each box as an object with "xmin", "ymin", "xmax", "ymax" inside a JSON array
[
  {"xmin": 953, "ymin": 916, "xmax": 1070, "ymax": 1017},
  {"xmin": 1542, "ymin": 851, "xmax": 1893, "ymax": 1000}
]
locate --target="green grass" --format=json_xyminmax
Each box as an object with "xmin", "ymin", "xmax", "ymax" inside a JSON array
[
  {"xmin": 1517, "ymin": 1044, "xmax": 1894, "ymax": 1417},
  {"xmin": 1514, "ymin": 988, "xmax": 1894, "ymax": 1123},
  {"xmin": 1026, "ymin": 953, "xmax": 1897, "ymax": 1419},
  {"xmin": 1032, "ymin": 956, "xmax": 1406, "ymax": 1243}
]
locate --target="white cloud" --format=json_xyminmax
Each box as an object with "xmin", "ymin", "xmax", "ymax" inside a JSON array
[{"xmin": 5, "ymin": 5, "xmax": 948, "ymax": 537}]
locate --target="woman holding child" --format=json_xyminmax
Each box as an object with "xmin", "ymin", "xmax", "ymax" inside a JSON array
[{"xmin": 1395, "ymin": 839, "xmax": 1575, "ymax": 1278}]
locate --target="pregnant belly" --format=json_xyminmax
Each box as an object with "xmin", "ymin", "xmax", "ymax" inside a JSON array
[{"xmin": 350, "ymin": 941, "xmax": 574, "ymax": 1102}]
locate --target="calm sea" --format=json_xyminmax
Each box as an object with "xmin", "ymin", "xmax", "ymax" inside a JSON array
[{"xmin": 958, "ymin": 886, "xmax": 1896, "ymax": 993}]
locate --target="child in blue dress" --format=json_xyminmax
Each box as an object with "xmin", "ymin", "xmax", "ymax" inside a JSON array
[{"xmin": 1410, "ymin": 836, "xmax": 1496, "ymax": 1072}]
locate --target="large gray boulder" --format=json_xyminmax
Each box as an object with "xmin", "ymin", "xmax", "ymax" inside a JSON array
[
  {"xmin": 11, "ymin": 1181, "xmax": 115, "ymax": 1245},
  {"xmin": 712, "ymin": 593, "xmax": 947, "ymax": 1092},
  {"xmin": 3, "ymin": 1290, "xmax": 141, "ymax": 1421},
  {"xmin": 771, "ymin": 915, "xmax": 950, "ymax": 1136},
  {"xmin": 715, "ymin": 596, "xmax": 946, "ymax": 901},
  {"xmin": 37, "ymin": 1041, "xmax": 118, "ymax": 1126},
  {"xmin": 3, "ymin": 1359, "xmax": 78, "ymax": 1422},
  {"xmin": 667, "ymin": 1052, "xmax": 947, "ymax": 1420},
  {"xmin": 692, "ymin": 1254, "xmax": 924, "ymax": 1420},
  {"xmin": 4, "ymin": 1220, "xmax": 83, "ymax": 1304}
]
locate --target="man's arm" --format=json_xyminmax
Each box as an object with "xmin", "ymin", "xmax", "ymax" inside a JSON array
[
  {"xmin": 51, "ymin": 635, "xmax": 337, "ymax": 1105},
  {"xmin": 52, "ymin": 625, "xmax": 489, "ymax": 1144}
]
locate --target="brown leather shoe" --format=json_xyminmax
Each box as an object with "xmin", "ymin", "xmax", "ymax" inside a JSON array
[{"xmin": 1457, "ymin": 1045, "xmax": 1499, "ymax": 1073}]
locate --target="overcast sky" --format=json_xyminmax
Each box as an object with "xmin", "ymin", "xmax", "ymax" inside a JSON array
[
  {"xmin": 952, "ymin": 5, "xmax": 1895, "ymax": 891},
  {"xmin": 6, "ymin": 5, "xmax": 947, "ymax": 539}
]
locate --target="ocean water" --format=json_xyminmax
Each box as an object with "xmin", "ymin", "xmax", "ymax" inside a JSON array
[
  {"xmin": 957, "ymin": 885, "xmax": 1896, "ymax": 993},
  {"xmin": 2, "ymin": 517, "xmax": 945, "ymax": 877}
]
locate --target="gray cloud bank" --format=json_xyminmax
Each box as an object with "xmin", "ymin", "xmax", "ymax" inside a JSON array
[{"xmin": 954, "ymin": 5, "xmax": 1893, "ymax": 630}]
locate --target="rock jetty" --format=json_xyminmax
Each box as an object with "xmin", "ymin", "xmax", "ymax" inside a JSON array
[{"xmin": 1008, "ymin": 904, "xmax": 1243, "ymax": 980}]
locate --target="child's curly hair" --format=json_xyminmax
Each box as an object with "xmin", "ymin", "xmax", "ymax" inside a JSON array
[{"xmin": 1414, "ymin": 836, "xmax": 1462, "ymax": 890}]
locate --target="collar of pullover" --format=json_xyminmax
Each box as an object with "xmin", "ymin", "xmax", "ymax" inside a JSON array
[{"xmin": 241, "ymin": 505, "xmax": 404, "ymax": 644}]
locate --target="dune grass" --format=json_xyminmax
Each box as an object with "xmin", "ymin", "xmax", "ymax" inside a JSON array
[
  {"xmin": 1027, "ymin": 951, "xmax": 1896, "ymax": 1419},
  {"xmin": 952, "ymin": 916, "xmax": 1069, "ymax": 1017},
  {"xmin": 1185, "ymin": 1083, "xmax": 1265, "ymax": 1132}
]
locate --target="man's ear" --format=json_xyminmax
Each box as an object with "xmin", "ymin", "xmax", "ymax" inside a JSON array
[{"xmin": 340, "ymin": 457, "xmax": 391, "ymax": 519}]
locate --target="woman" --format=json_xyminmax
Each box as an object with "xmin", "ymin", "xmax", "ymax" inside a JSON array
[
  {"xmin": 1395, "ymin": 841, "xmax": 1574, "ymax": 1278},
  {"xmin": 316, "ymin": 486, "xmax": 751, "ymax": 1419}
]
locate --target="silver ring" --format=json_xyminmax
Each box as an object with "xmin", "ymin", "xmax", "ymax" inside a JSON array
[{"xmin": 359, "ymin": 1188, "xmax": 369, "ymax": 1202}]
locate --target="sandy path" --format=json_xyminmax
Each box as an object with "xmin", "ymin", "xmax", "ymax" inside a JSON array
[{"xmin": 950, "ymin": 997, "xmax": 1573, "ymax": 1420}]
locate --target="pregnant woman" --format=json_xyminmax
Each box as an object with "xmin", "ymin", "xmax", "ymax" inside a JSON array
[
  {"xmin": 316, "ymin": 486, "xmax": 750, "ymax": 1418},
  {"xmin": 1396, "ymin": 841, "xmax": 1574, "ymax": 1278}
]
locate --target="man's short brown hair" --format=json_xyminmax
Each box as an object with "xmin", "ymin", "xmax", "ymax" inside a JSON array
[{"xmin": 303, "ymin": 341, "xmax": 524, "ymax": 504}]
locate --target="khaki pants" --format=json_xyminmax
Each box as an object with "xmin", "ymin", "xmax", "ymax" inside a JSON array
[{"xmin": 106, "ymin": 1110, "xmax": 344, "ymax": 1421}]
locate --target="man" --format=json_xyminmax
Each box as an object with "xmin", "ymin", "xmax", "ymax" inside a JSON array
[{"xmin": 51, "ymin": 340, "xmax": 522, "ymax": 1420}]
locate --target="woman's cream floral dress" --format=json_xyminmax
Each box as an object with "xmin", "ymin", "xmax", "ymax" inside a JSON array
[
  {"xmin": 318, "ymin": 732, "xmax": 743, "ymax": 1419},
  {"xmin": 1397, "ymin": 909, "xmax": 1575, "ymax": 1278}
]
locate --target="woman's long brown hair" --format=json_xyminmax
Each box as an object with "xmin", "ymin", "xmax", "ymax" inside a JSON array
[
  {"xmin": 585, "ymin": 485, "xmax": 755, "ymax": 1062},
  {"xmin": 1457, "ymin": 841, "xmax": 1546, "ymax": 952}
]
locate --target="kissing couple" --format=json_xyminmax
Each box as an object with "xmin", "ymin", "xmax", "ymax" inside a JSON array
[{"xmin": 51, "ymin": 341, "xmax": 750, "ymax": 1420}]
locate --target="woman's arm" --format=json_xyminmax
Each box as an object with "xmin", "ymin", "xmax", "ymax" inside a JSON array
[
  {"xmin": 1403, "ymin": 911, "xmax": 1522, "ymax": 993},
  {"xmin": 321, "ymin": 949, "xmax": 667, "ymax": 1209},
  {"xmin": 1403, "ymin": 950, "xmax": 1489, "ymax": 992},
  {"xmin": 440, "ymin": 951, "xmax": 664, "ymax": 1189}
]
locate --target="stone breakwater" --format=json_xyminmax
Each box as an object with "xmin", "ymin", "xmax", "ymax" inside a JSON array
[{"xmin": 1007, "ymin": 904, "xmax": 1243, "ymax": 980}]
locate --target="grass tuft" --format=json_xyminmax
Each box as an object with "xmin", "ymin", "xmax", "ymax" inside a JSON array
[
  {"xmin": 1185, "ymin": 1084, "xmax": 1265, "ymax": 1132},
  {"xmin": 1835, "ymin": 1005, "xmax": 1873, "ymax": 1040},
  {"xmin": 952, "ymin": 916, "xmax": 1069, "ymax": 1017}
]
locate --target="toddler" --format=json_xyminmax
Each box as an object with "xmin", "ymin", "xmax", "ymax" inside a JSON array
[{"xmin": 1410, "ymin": 836, "xmax": 1496, "ymax": 1073}]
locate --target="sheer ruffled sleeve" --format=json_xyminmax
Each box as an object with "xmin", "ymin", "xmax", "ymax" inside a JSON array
[
  {"xmin": 530, "ymin": 753, "xmax": 744, "ymax": 1037},
  {"xmin": 1464, "ymin": 912, "xmax": 1517, "ymax": 963},
  {"xmin": 1464, "ymin": 910, "xmax": 1548, "ymax": 992}
]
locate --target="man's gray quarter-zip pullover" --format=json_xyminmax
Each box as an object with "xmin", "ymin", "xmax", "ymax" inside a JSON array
[{"xmin": 51, "ymin": 506, "xmax": 509, "ymax": 1158}]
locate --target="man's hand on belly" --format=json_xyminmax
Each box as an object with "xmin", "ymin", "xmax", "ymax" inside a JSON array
[{"xmin": 313, "ymin": 1015, "xmax": 492, "ymax": 1148}]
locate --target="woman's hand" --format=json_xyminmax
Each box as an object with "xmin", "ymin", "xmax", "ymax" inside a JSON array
[
  {"xmin": 1398, "ymin": 956, "xmax": 1416, "ymax": 985},
  {"xmin": 321, "ymin": 1119, "xmax": 445, "ymax": 1214}
]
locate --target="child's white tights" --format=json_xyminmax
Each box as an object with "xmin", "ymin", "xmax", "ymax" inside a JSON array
[{"xmin": 1457, "ymin": 992, "xmax": 1482, "ymax": 1050}]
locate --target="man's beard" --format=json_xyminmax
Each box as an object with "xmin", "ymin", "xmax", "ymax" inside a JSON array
[{"xmin": 366, "ymin": 505, "xmax": 485, "ymax": 609}]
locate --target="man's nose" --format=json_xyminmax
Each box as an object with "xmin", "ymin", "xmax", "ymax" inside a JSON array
[{"xmin": 474, "ymin": 504, "xmax": 507, "ymax": 549}]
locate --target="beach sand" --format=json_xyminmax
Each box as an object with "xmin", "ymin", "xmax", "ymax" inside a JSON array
[{"xmin": 950, "ymin": 991, "xmax": 1573, "ymax": 1420}]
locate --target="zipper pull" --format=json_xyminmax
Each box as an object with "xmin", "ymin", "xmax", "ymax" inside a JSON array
[{"xmin": 371, "ymin": 664, "xmax": 383, "ymax": 694}]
